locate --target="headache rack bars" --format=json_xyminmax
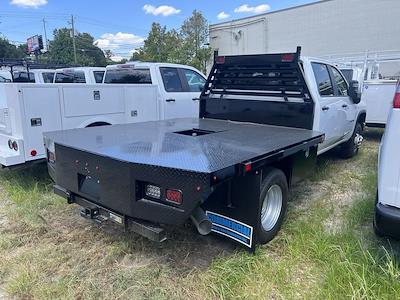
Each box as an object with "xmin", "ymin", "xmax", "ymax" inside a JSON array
[{"xmin": 201, "ymin": 47, "xmax": 311, "ymax": 102}]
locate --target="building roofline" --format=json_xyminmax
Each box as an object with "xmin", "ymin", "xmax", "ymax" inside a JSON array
[{"xmin": 210, "ymin": 0, "xmax": 335, "ymax": 28}]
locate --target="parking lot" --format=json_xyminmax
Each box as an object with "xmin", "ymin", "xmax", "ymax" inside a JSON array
[{"xmin": 0, "ymin": 128, "xmax": 398, "ymax": 299}]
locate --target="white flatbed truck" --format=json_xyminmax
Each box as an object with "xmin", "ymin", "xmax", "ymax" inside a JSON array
[{"xmin": 45, "ymin": 48, "xmax": 366, "ymax": 250}]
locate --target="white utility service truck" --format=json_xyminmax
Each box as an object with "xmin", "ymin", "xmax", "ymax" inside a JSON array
[{"xmin": 0, "ymin": 62, "xmax": 206, "ymax": 168}]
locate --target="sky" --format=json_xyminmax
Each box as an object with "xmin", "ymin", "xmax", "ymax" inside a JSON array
[{"xmin": 0, "ymin": 0, "xmax": 319, "ymax": 60}]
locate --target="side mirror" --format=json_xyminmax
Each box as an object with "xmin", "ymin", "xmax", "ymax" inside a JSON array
[{"xmin": 349, "ymin": 80, "xmax": 361, "ymax": 104}]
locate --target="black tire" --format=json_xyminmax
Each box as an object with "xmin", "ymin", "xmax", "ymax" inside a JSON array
[
  {"xmin": 340, "ymin": 122, "xmax": 363, "ymax": 159},
  {"xmin": 86, "ymin": 122, "xmax": 111, "ymax": 128},
  {"xmin": 258, "ymin": 168, "xmax": 288, "ymax": 244}
]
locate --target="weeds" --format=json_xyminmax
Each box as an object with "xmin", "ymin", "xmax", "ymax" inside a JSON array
[{"xmin": 0, "ymin": 129, "xmax": 399, "ymax": 299}]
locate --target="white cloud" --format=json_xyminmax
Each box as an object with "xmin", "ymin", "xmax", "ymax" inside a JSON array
[
  {"xmin": 143, "ymin": 4, "xmax": 181, "ymax": 16},
  {"xmin": 10, "ymin": 0, "xmax": 47, "ymax": 8},
  {"xmin": 234, "ymin": 4, "xmax": 271, "ymax": 14},
  {"xmin": 94, "ymin": 32, "xmax": 145, "ymax": 59},
  {"xmin": 217, "ymin": 11, "xmax": 230, "ymax": 20}
]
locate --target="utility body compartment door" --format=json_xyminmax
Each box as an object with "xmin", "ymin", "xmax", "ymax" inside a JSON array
[{"xmin": 22, "ymin": 86, "xmax": 62, "ymax": 160}]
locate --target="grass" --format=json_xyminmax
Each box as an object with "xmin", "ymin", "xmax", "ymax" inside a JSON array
[{"xmin": 0, "ymin": 128, "xmax": 400, "ymax": 299}]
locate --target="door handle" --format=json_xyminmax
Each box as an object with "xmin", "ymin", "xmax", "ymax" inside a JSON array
[
  {"xmin": 322, "ymin": 106, "xmax": 330, "ymax": 111},
  {"xmin": 192, "ymin": 97, "xmax": 200, "ymax": 101},
  {"xmin": 166, "ymin": 98, "xmax": 176, "ymax": 102},
  {"xmin": 342, "ymin": 104, "xmax": 348, "ymax": 108}
]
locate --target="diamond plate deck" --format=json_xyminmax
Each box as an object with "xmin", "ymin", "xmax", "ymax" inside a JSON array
[{"xmin": 44, "ymin": 118, "xmax": 323, "ymax": 173}]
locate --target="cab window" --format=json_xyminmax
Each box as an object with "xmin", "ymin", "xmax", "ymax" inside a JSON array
[
  {"xmin": 160, "ymin": 67, "xmax": 183, "ymax": 92},
  {"xmin": 13, "ymin": 72, "xmax": 35, "ymax": 83},
  {"xmin": 93, "ymin": 71, "xmax": 105, "ymax": 83},
  {"xmin": 54, "ymin": 72, "xmax": 74, "ymax": 83},
  {"xmin": 182, "ymin": 69, "xmax": 206, "ymax": 92},
  {"xmin": 311, "ymin": 63, "xmax": 334, "ymax": 96},
  {"xmin": 330, "ymin": 67, "xmax": 348, "ymax": 96},
  {"xmin": 55, "ymin": 71, "xmax": 86, "ymax": 83},
  {"xmin": 42, "ymin": 72, "xmax": 55, "ymax": 83},
  {"xmin": 73, "ymin": 71, "xmax": 86, "ymax": 83},
  {"xmin": 104, "ymin": 68, "xmax": 152, "ymax": 84}
]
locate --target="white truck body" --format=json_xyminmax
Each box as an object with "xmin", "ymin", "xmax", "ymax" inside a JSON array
[
  {"xmin": 324, "ymin": 51, "xmax": 400, "ymax": 127},
  {"xmin": 363, "ymin": 80, "xmax": 397, "ymax": 126},
  {"xmin": 374, "ymin": 81, "xmax": 400, "ymax": 237},
  {"xmin": 0, "ymin": 63, "xmax": 206, "ymax": 167}
]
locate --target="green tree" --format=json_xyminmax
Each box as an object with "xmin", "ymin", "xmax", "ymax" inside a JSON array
[
  {"xmin": 130, "ymin": 11, "xmax": 211, "ymax": 73},
  {"xmin": 0, "ymin": 37, "xmax": 26, "ymax": 59},
  {"xmin": 48, "ymin": 28, "xmax": 106, "ymax": 66},
  {"xmin": 132, "ymin": 23, "xmax": 185, "ymax": 64},
  {"xmin": 180, "ymin": 10, "xmax": 211, "ymax": 73}
]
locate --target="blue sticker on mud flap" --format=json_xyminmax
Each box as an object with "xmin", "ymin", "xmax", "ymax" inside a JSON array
[{"xmin": 206, "ymin": 211, "xmax": 253, "ymax": 248}]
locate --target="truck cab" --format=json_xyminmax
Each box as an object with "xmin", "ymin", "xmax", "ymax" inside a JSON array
[
  {"xmin": 54, "ymin": 67, "xmax": 105, "ymax": 84},
  {"xmin": 103, "ymin": 62, "xmax": 206, "ymax": 119},
  {"xmin": 12, "ymin": 69, "xmax": 55, "ymax": 83},
  {"xmin": 302, "ymin": 57, "xmax": 366, "ymax": 157}
]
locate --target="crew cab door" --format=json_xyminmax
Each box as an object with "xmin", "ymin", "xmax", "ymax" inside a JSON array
[
  {"xmin": 311, "ymin": 63, "xmax": 344, "ymax": 150},
  {"xmin": 328, "ymin": 65, "xmax": 356, "ymax": 138},
  {"xmin": 160, "ymin": 67, "xmax": 205, "ymax": 119}
]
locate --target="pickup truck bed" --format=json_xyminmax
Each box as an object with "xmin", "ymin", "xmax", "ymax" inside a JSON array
[{"xmin": 45, "ymin": 118, "xmax": 322, "ymax": 173}]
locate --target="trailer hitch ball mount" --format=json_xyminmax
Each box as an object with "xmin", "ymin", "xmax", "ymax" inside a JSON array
[{"xmin": 80, "ymin": 207, "xmax": 99, "ymax": 219}]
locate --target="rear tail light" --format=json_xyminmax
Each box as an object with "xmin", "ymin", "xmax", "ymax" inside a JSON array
[
  {"xmin": 7, "ymin": 140, "xmax": 18, "ymax": 151},
  {"xmin": 393, "ymin": 80, "xmax": 400, "ymax": 109},
  {"xmin": 11, "ymin": 141, "xmax": 18, "ymax": 151},
  {"xmin": 281, "ymin": 54, "xmax": 294, "ymax": 62},
  {"xmin": 166, "ymin": 189, "xmax": 183, "ymax": 205},
  {"xmin": 145, "ymin": 184, "xmax": 161, "ymax": 199},
  {"xmin": 216, "ymin": 56, "xmax": 225, "ymax": 64},
  {"xmin": 47, "ymin": 149, "xmax": 55, "ymax": 163},
  {"xmin": 30, "ymin": 149, "xmax": 37, "ymax": 157}
]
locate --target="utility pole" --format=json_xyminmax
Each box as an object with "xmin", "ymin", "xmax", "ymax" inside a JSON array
[
  {"xmin": 71, "ymin": 15, "xmax": 77, "ymax": 64},
  {"xmin": 42, "ymin": 18, "xmax": 48, "ymax": 52}
]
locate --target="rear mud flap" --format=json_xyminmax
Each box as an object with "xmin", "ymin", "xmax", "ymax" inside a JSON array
[{"xmin": 203, "ymin": 174, "xmax": 261, "ymax": 252}]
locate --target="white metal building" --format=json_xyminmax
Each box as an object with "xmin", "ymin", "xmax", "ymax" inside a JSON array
[{"xmin": 209, "ymin": 0, "xmax": 400, "ymax": 57}]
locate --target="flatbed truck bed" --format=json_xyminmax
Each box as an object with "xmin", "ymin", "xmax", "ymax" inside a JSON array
[{"xmin": 46, "ymin": 48, "xmax": 326, "ymax": 249}]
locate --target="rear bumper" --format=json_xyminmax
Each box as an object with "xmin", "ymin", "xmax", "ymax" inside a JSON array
[{"xmin": 375, "ymin": 202, "xmax": 400, "ymax": 238}]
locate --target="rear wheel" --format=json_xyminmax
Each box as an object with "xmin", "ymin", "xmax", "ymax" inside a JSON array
[
  {"xmin": 340, "ymin": 122, "xmax": 363, "ymax": 159},
  {"xmin": 258, "ymin": 168, "xmax": 288, "ymax": 244}
]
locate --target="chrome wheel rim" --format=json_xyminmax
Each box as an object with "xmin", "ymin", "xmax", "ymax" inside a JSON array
[
  {"xmin": 354, "ymin": 133, "xmax": 363, "ymax": 147},
  {"xmin": 261, "ymin": 184, "xmax": 283, "ymax": 232}
]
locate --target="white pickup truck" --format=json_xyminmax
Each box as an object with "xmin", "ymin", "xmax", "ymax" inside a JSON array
[
  {"xmin": 0, "ymin": 62, "xmax": 206, "ymax": 168},
  {"xmin": 53, "ymin": 67, "xmax": 106, "ymax": 84}
]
